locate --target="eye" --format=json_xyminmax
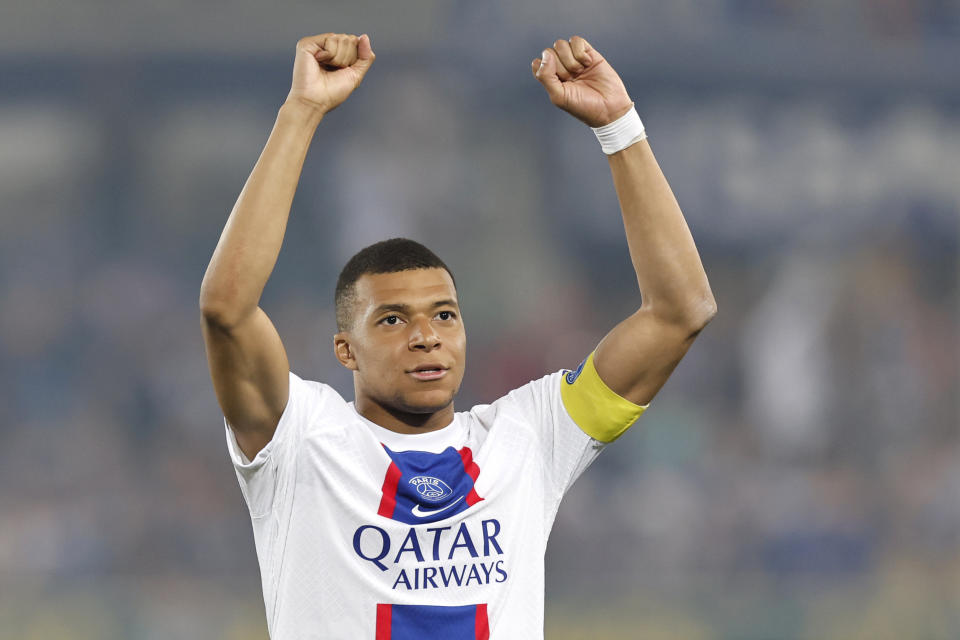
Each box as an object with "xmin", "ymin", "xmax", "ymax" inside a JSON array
[
  {"xmin": 437, "ymin": 310, "xmax": 456, "ymax": 321},
  {"xmin": 380, "ymin": 315, "xmax": 403, "ymax": 326}
]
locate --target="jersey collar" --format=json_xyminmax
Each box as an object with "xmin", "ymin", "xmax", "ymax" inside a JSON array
[{"xmin": 348, "ymin": 402, "xmax": 466, "ymax": 453}]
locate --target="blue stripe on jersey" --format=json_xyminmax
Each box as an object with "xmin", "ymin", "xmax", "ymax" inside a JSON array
[
  {"xmin": 388, "ymin": 603, "xmax": 480, "ymax": 640},
  {"xmin": 383, "ymin": 446, "xmax": 477, "ymax": 525}
]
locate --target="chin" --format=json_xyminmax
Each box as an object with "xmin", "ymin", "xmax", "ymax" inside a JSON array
[{"xmin": 395, "ymin": 388, "xmax": 456, "ymax": 414}]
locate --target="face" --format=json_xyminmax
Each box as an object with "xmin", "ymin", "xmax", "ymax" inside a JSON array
[{"xmin": 334, "ymin": 268, "xmax": 466, "ymax": 420}]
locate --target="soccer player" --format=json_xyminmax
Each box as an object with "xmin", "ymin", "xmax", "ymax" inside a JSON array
[{"xmin": 200, "ymin": 32, "xmax": 715, "ymax": 638}]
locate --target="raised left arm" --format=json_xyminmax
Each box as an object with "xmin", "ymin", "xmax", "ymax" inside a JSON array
[{"xmin": 533, "ymin": 36, "xmax": 716, "ymax": 406}]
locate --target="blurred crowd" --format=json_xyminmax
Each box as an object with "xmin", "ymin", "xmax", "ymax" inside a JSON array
[{"xmin": 1, "ymin": 0, "xmax": 958, "ymax": 638}]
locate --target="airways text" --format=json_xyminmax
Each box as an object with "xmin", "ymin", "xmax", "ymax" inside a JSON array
[{"xmin": 353, "ymin": 518, "xmax": 509, "ymax": 591}]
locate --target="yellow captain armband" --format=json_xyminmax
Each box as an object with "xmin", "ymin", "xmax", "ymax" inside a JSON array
[{"xmin": 560, "ymin": 351, "xmax": 648, "ymax": 443}]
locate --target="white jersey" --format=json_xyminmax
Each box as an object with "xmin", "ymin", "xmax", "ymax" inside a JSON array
[{"xmin": 224, "ymin": 352, "xmax": 646, "ymax": 639}]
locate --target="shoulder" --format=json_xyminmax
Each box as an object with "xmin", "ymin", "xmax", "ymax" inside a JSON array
[
  {"xmin": 463, "ymin": 370, "xmax": 566, "ymax": 430},
  {"xmin": 466, "ymin": 353, "xmax": 648, "ymax": 443},
  {"xmin": 287, "ymin": 371, "xmax": 352, "ymax": 422}
]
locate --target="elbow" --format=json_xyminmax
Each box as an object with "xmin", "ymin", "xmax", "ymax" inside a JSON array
[
  {"xmin": 199, "ymin": 299, "xmax": 229, "ymax": 329},
  {"xmin": 198, "ymin": 280, "xmax": 220, "ymax": 320},
  {"xmin": 690, "ymin": 294, "xmax": 718, "ymax": 332},
  {"xmin": 200, "ymin": 304, "xmax": 232, "ymax": 329},
  {"xmin": 657, "ymin": 291, "xmax": 717, "ymax": 335},
  {"xmin": 199, "ymin": 283, "xmax": 248, "ymax": 330}
]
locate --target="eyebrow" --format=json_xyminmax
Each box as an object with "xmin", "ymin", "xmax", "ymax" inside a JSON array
[{"xmin": 372, "ymin": 299, "xmax": 459, "ymax": 316}]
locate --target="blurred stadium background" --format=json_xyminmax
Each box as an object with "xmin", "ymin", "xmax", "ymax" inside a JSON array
[{"xmin": 1, "ymin": 1, "xmax": 958, "ymax": 638}]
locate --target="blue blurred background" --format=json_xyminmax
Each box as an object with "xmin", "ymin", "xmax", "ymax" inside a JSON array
[{"xmin": 1, "ymin": 1, "xmax": 958, "ymax": 638}]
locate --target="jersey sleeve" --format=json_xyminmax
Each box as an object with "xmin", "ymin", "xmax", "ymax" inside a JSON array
[
  {"xmin": 503, "ymin": 351, "xmax": 648, "ymax": 500},
  {"xmin": 223, "ymin": 371, "xmax": 323, "ymax": 518}
]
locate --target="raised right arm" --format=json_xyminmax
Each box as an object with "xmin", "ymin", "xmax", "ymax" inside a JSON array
[{"xmin": 200, "ymin": 33, "xmax": 375, "ymax": 460}]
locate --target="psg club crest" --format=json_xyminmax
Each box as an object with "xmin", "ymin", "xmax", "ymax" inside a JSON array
[
  {"xmin": 409, "ymin": 476, "xmax": 453, "ymax": 503},
  {"xmin": 377, "ymin": 446, "xmax": 483, "ymax": 524}
]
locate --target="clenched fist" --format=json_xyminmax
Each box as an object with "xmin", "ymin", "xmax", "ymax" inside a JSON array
[
  {"xmin": 286, "ymin": 33, "xmax": 375, "ymax": 116},
  {"xmin": 531, "ymin": 36, "xmax": 632, "ymax": 128}
]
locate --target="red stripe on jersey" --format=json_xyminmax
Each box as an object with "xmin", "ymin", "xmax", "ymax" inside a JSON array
[
  {"xmin": 458, "ymin": 446, "xmax": 484, "ymax": 506},
  {"xmin": 459, "ymin": 446, "xmax": 480, "ymax": 480},
  {"xmin": 475, "ymin": 603, "xmax": 489, "ymax": 639},
  {"xmin": 375, "ymin": 603, "xmax": 392, "ymax": 639},
  {"xmin": 465, "ymin": 487, "xmax": 482, "ymax": 506},
  {"xmin": 377, "ymin": 462, "xmax": 403, "ymax": 519}
]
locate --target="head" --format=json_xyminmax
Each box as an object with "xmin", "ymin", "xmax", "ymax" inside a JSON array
[{"xmin": 333, "ymin": 239, "xmax": 466, "ymax": 426}]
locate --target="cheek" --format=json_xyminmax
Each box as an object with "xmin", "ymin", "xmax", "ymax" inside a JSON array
[
  {"xmin": 357, "ymin": 339, "xmax": 404, "ymax": 377},
  {"xmin": 452, "ymin": 330, "xmax": 467, "ymax": 356}
]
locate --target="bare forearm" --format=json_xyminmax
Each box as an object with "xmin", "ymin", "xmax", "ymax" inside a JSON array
[
  {"xmin": 200, "ymin": 102, "xmax": 323, "ymax": 325},
  {"xmin": 608, "ymin": 140, "xmax": 715, "ymax": 326}
]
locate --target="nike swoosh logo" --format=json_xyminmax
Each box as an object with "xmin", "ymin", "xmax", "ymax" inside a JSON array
[{"xmin": 411, "ymin": 496, "xmax": 464, "ymax": 518}]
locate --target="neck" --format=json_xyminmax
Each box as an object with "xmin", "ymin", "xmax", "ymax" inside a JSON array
[{"xmin": 354, "ymin": 396, "xmax": 456, "ymax": 435}]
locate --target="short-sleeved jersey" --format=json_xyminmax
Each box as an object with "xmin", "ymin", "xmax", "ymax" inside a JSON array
[{"xmin": 224, "ymin": 352, "xmax": 646, "ymax": 639}]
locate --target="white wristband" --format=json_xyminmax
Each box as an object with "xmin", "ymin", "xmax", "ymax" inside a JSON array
[{"xmin": 591, "ymin": 103, "xmax": 646, "ymax": 155}]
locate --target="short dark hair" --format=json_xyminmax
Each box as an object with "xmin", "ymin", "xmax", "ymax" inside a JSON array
[{"xmin": 335, "ymin": 238, "xmax": 456, "ymax": 331}]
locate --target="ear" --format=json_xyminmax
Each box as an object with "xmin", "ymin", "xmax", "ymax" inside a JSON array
[{"xmin": 333, "ymin": 332, "xmax": 358, "ymax": 371}]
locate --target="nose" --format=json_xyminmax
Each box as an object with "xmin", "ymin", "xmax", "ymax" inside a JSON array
[{"xmin": 408, "ymin": 316, "xmax": 440, "ymax": 351}]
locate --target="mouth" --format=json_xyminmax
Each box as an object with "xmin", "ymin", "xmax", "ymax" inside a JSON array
[{"xmin": 407, "ymin": 364, "xmax": 450, "ymax": 381}]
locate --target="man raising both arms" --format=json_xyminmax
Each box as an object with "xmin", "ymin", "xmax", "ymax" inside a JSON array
[{"xmin": 200, "ymin": 32, "xmax": 715, "ymax": 639}]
